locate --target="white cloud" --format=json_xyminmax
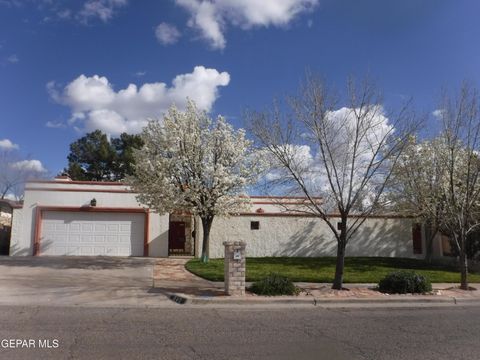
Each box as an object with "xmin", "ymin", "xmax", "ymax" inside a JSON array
[
  {"xmin": 178, "ymin": 0, "xmax": 225, "ymax": 49},
  {"xmin": 264, "ymin": 144, "xmax": 313, "ymax": 181},
  {"xmin": 432, "ymin": 109, "xmax": 445, "ymax": 120},
  {"xmin": 45, "ymin": 121, "xmax": 66, "ymax": 128},
  {"xmin": 49, "ymin": 66, "xmax": 230, "ymax": 135},
  {"xmin": 3, "ymin": 193, "xmax": 17, "ymax": 200},
  {"xmin": 0, "ymin": 0, "xmax": 22, "ymax": 7},
  {"xmin": 264, "ymin": 106, "xmax": 393, "ymax": 209},
  {"xmin": 57, "ymin": 9, "xmax": 72, "ymax": 20},
  {"xmin": 77, "ymin": 0, "xmax": 127, "ymax": 23},
  {"xmin": 46, "ymin": 80, "xmax": 61, "ymax": 103},
  {"xmin": 2, "ymin": 0, "xmax": 126, "ymax": 23},
  {"xmin": 175, "ymin": 0, "xmax": 319, "ymax": 49},
  {"xmin": 0, "ymin": 139, "xmax": 19, "ymax": 150},
  {"xmin": 7, "ymin": 54, "xmax": 19, "ymax": 63},
  {"xmin": 155, "ymin": 22, "xmax": 181, "ymax": 45},
  {"xmin": 11, "ymin": 159, "xmax": 47, "ymax": 173},
  {"xmin": 135, "ymin": 71, "xmax": 147, "ymax": 77}
]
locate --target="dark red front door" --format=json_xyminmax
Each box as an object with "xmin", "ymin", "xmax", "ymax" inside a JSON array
[{"xmin": 169, "ymin": 221, "xmax": 186, "ymax": 254}]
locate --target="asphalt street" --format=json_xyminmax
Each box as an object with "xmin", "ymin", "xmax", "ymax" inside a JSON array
[{"xmin": 0, "ymin": 304, "xmax": 479, "ymax": 360}]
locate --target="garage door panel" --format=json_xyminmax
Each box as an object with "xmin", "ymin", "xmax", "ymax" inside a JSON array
[
  {"xmin": 80, "ymin": 247, "xmax": 94, "ymax": 256},
  {"xmin": 54, "ymin": 246, "xmax": 67, "ymax": 255},
  {"xmin": 43, "ymin": 223, "xmax": 55, "ymax": 231},
  {"xmin": 105, "ymin": 235, "xmax": 116, "ymax": 242},
  {"xmin": 95, "ymin": 224, "xmax": 106, "ymax": 232},
  {"xmin": 55, "ymin": 224, "xmax": 67, "ymax": 231},
  {"xmin": 81, "ymin": 234, "xmax": 93, "ymax": 242},
  {"xmin": 82, "ymin": 224, "xmax": 94, "ymax": 232},
  {"xmin": 120, "ymin": 224, "xmax": 131, "ymax": 232},
  {"xmin": 69, "ymin": 234, "xmax": 81, "ymax": 242},
  {"xmin": 94, "ymin": 235, "xmax": 105, "ymax": 243},
  {"xmin": 40, "ymin": 211, "xmax": 145, "ymax": 256}
]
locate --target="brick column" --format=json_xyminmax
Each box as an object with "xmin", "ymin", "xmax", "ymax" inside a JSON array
[{"xmin": 223, "ymin": 241, "xmax": 246, "ymax": 296}]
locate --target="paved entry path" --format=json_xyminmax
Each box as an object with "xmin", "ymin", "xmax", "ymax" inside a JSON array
[{"xmin": 153, "ymin": 258, "xmax": 225, "ymax": 297}]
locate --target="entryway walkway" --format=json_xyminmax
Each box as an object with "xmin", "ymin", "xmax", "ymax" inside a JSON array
[{"xmin": 153, "ymin": 259, "xmax": 225, "ymax": 297}]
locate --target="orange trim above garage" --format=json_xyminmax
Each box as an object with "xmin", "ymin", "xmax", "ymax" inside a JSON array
[
  {"xmin": 25, "ymin": 187, "xmax": 133, "ymax": 194},
  {"xmin": 27, "ymin": 180, "xmax": 127, "ymax": 186}
]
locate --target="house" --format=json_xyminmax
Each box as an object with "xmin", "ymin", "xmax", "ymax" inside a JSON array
[
  {"xmin": 0, "ymin": 199, "xmax": 22, "ymax": 255},
  {"xmin": 0, "ymin": 199, "xmax": 22, "ymax": 227},
  {"xmin": 9, "ymin": 177, "xmax": 448, "ymax": 259}
]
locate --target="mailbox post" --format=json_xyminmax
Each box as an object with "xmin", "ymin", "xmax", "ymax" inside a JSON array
[{"xmin": 223, "ymin": 241, "xmax": 246, "ymax": 296}]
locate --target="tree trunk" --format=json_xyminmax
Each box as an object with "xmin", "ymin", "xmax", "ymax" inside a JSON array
[
  {"xmin": 332, "ymin": 242, "xmax": 346, "ymax": 290},
  {"xmin": 424, "ymin": 223, "xmax": 436, "ymax": 264},
  {"xmin": 332, "ymin": 218, "xmax": 347, "ymax": 290},
  {"xmin": 200, "ymin": 216, "xmax": 214, "ymax": 263},
  {"xmin": 460, "ymin": 246, "xmax": 469, "ymax": 290}
]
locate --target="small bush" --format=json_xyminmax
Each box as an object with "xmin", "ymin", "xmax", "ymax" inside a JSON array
[
  {"xmin": 249, "ymin": 273, "xmax": 300, "ymax": 296},
  {"xmin": 378, "ymin": 271, "xmax": 432, "ymax": 294}
]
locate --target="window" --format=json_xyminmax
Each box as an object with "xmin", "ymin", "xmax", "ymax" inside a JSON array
[{"xmin": 250, "ymin": 221, "xmax": 260, "ymax": 230}]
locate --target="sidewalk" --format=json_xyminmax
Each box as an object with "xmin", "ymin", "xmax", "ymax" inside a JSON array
[{"xmin": 153, "ymin": 259, "xmax": 480, "ymax": 307}]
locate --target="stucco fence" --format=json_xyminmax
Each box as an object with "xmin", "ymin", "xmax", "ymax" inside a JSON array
[{"xmin": 196, "ymin": 215, "xmax": 423, "ymax": 259}]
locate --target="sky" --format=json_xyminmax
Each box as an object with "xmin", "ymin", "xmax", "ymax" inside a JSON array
[{"xmin": 0, "ymin": 0, "xmax": 480, "ymax": 176}]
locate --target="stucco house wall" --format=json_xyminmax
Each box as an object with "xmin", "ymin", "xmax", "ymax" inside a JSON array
[
  {"xmin": 10, "ymin": 179, "xmax": 436, "ymax": 260},
  {"xmin": 9, "ymin": 180, "xmax": 169, "ymax": 257},
  {"xmin": 198, "ymin": 214, "xmax": 423, "ymax": 259}
]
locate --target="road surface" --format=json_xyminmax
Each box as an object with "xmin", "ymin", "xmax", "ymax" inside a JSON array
[{"xmin": 0, "ymin": 305, "xmax": 478, "ymax": 359}]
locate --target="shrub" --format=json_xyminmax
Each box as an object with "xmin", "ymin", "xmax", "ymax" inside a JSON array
[
  {"xmin": 249, "ymin": 273, "xmax": 300, "ymax": 296},
  {"xmin": 378, "ymin": 271, "xmax": 432, "ymax": 294}
]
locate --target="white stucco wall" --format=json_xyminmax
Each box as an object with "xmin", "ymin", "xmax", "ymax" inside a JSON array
[
  {"xmin": 10, "ymin": 183, "xmax": 435, "ymax": 260},
  {"xmin": 9, "ymin": 181, "xmax": 169, "ymax": 257},
  {"xmin": 199, "ymin": 215, "xmax": 423, "ymax": 259}
]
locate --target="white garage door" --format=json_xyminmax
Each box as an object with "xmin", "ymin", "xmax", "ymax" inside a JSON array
[{"xmin": 40, "ymin": 211, "xmax": 145, "ymax": 256}]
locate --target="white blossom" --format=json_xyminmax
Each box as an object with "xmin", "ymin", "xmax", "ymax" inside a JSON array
[{"xmin": 128, "ymin": 100, "xmax": 263, "ymax": 261}]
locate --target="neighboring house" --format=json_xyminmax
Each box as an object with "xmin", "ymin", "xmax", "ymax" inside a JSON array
[
  {"xmin": 1, "ymin": 199, "xmax": 19, "ymax": 227},
  {"xmin": 0, "ymin": 198, "xmax": 22, "ymax": 227},
  {"xmin": 9, "ymin": 177, "xmax": 446, "ymax": 259},
  {"xmin": 1, "ymin": 199, "xmax": 22, "ymax": 255}
]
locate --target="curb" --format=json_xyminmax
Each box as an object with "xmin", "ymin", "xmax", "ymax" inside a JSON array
[{"xmin": 167, "ymin": 293, "xmax": 480, "ymax": 307}]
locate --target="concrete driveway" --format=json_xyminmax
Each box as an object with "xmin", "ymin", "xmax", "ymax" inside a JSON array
[{"xmin": 0, "ymin": 256, "xmax": 174, "ymax": 307}]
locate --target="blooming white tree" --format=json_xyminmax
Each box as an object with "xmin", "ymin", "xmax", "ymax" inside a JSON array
[
  {"xmin": 128, "ymin": 100, "xmax": 262, "ymax": 262},
  {"xmin": 382, "ymin": 84, "xmax": 480, "ymax": 290},
  {"xmin": 390, "ymin": 137, "xmax": 447, "ymax": 263},
  {"xmin": 433, "ymin": 84, "xmax": 480, "ymax": 290}
]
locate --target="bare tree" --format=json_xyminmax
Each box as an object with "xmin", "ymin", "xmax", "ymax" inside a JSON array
[
  {"xmin": 435, "ymin": 83, "xmax": 480, "ymax": 290},
  {"xmin": 249, "ymin": 76, "xmax": 419, "ymax": 290},
  {"xmin": 0, "ymin": 150, "xmax": 47, "ymax": 200}
]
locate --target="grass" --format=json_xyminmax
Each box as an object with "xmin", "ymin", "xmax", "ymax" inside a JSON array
[{"xmin": 185, "ymin": 257, "xmax": 480, "ymax": 283}]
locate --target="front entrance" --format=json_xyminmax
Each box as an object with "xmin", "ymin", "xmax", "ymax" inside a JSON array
[{"xmin": 168, "ymin": 214, "xmax": 195, "ymax": 256}]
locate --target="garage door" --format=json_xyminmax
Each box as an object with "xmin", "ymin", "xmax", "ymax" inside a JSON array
[{"xmin": 39, "ymin": 211, "xmax": 145, "ymax": 256}]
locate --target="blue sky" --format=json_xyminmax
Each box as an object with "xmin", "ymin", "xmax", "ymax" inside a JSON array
[{"xmin": 0, "ymin": 0, "xmax": 479, "ymax": 176}]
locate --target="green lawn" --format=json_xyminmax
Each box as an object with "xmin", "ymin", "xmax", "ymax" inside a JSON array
[{"xmin": 185, "ymin": 257, "xmax": 480, "ymax": 283}]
